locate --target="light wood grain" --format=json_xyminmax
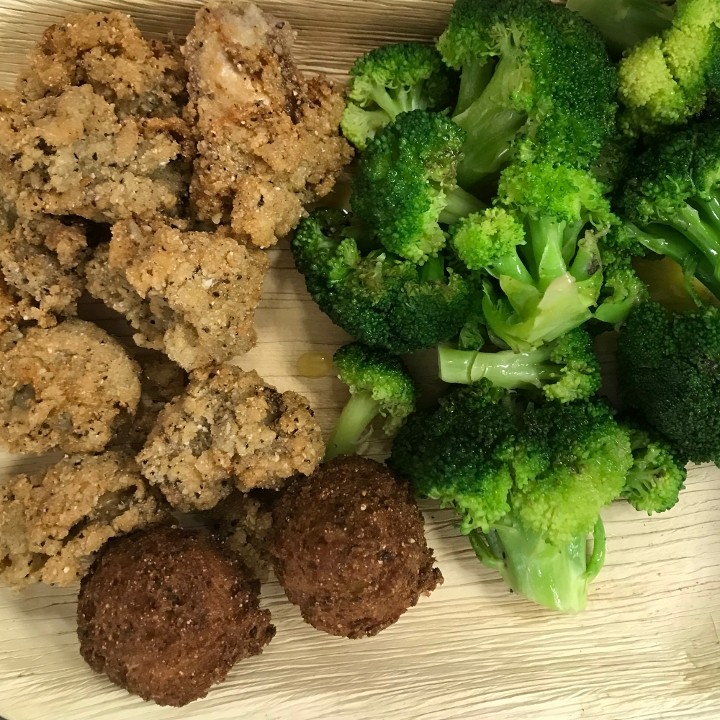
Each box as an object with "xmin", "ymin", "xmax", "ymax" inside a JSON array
[{"xmin": 1, "ymin": 2, "xmax": 720, "ymax": 720}]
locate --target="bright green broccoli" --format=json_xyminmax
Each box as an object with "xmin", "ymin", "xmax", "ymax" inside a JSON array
[
  {"xmin": 566, "ymin": 0, "xmax": 674, "ymax": 55},
  {"xmin": 450, "ymin": 163, "xmax": 614, "ymax": 350},
  {"xmin": 619, "ymin": 0, "xmax": 720, "ymax": 134},
  {"xmin": 438, "ymin": 328, "xmax": 601, "ymax": 402},
  {"xmin": 340, "ymin": 42, "xmax": 457, "ymax": 150},
  {"xmin": 617, "ymin": 301, "xmax": 720, "ymax": 465},
  {"xmin": 351, "ymin": 110, "xmax": 485, "ymax": 264},
  {"xmin": 388, "ymin": 382, "xmax": 633, "ymax": 612},
  {"xmin": 592, "ymin": 252, "xmax": 649, "ymax": 325},
  {"xmin": 615, "ymin": 118, "xmax": 720, "ymax": 300},
  {"xmin": 619, "ymin": 421, "xmax": 687, "ymax": 514},
  {"xmin": 437, "ymin": 0, "xmax": 617, "ymax": 188},
  {"xmin": 325, "ymin": 342, "xmax": 416, "ymax": 459},
  {"xmin": 291, "ymin": 208, "xmax": 471, "ymax": 354}
]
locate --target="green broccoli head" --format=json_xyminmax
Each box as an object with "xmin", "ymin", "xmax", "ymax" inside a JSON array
[
  {"xmin": 341, "ymin": 42, "xmax": 458, "ymax": 150},
  {"xmin": 325, "ymin": 342, "xmax": 417, "ymax": 460},
  {"xmin": 291, "ymin": 208, "xmax": 472, "ymax": 354},
  {"xmin": 438, "ymin": 0, "xmax": 617, "ymax": 187},
  {"xmin": 593, "ymin": 252, "xmax": 649, "ymax": 326},
  {"xmin": 617, "ymin": 301, "xmax": 720, "ymax": 465},
  {"xmin": 352, "ymin": 110, "xmax": 485, "ymax": 264}
]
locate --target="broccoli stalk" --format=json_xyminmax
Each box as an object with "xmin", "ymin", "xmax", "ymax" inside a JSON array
[
  {"xmin": 325, "ymin": 343, "xmax": 416, "ymax": 460},
  {"xmin": 438, "ymin": 328, "xmax": 601, "ymax": 402},
  {"xmin": 565, "ymin": 0, "xmax": 674, "ymax": 55}
]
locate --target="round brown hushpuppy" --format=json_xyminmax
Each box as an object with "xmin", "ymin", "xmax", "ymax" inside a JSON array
[
  {"xmin": 272, "ymin": 456, "xmax": 442, "ymax": 639},
  {"xmin": 77, "ymin": 526, "xmax": 275, "ymax": 707}
]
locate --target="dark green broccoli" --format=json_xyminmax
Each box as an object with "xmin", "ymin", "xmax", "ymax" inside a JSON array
[
  {"xmin": 620, "ymin": 421, "xmax": 687, "ymax": 514},
  {"xmin": 615, "ymin": 118, "xmax": 720, "ymax": 300},
  {"xmin": 352, "ymin": 110, "xmax": 485, "ymax": 264},
  {"xmin": 617, "ymin": 301, "xmax": 720, "ymax": 464},
  {"xmin": 438, "ymin": 328, "xmax": 601, "ymax": 402},
  {"xmin": 437, "ymin": 0, "xmax": 617, "ymax": 188},
  {"xmin": 291, "ymin": 208, "xmax": 471, "ymax": 354},
  {"xmin": 566, "ymin": 0, "xmax": 674, "ymax": 55},
  {"xmin": 325, "ymin": 342, "xmax": 416, "ymax": 459},
  {"xmin": 388, "ymin": 382, "xmax": 633, "ymax": 612},
  {"xmin": 450, "ymin": 163, "xmax": 614, "ymax": 350},
  {"xmin": 341, "ymin": 42, "xmax": 457, "ymax": 150},
  {"xmin": 619, "ymin": 0, "xmax": 720, "ymax": 134}
]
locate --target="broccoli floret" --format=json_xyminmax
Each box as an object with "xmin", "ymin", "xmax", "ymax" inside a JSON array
[
  {"xmin": 450, "ymin": 163, "xmax": 614, "ymax": 350},
  {"xmin": 340, "ymin": 42, "xmax": 457, "ymax": 150},
  {"xmin": 616, "ymin": 119, "xmax": 720, "ymax": 301},
  {"xmin": 325, "ymin": 342, "xmax": 416, "ymax": 459},
  {"xmin": 619, "ymin": 0, "xmax": 720, "ymax": 134},
  {"xmin": 566, "ymin": 0, "xmax": 674, "ymax": 55},
  {"xmin": 438, "ymin": 0, "xmax": 617, "ymax": 188},
  {"xmin": 388, "ymin": 383, "xmax": 633, "ymax": 612},
  {"xmin": 438, "ymin": 328, "xmax": 601, "ymax": 402},
  {"xmin": 352, "ymin": 110, "xmax": 485, "ymax": 264},
  {"xmin": 593, "ymin": 253, "xmax": 649, "ymax": 325},
  {"xmin": 619, "ymin": 421, "xmax": 687, "ymax": 514},
  {"xmin": 291, "ymin": 208, "xmax": 471, "ymax": 354},
  {"xmin": 618, "ymin": 301, "xmax": 720, "ymax": 464}
]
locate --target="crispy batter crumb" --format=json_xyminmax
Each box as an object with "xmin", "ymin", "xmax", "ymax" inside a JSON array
[
  {"xmin": 137, "ymin": 365, "xmax": 324, "ymax": 511},
  {"xmin": 0, "ymin": 319, "xmax": 141, "ymax": 453},
  {"xmin": 0, "ymin": 452, "xmax": 168, "ymax": 588},
  {"xmin": 183, "ymin": 0, "xmax": 353, "ymax": 247}
]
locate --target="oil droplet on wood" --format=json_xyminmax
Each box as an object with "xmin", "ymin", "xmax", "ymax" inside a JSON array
[{"xmin": 296, "ymin": 351, "xmax": 334, "ymax": 378}]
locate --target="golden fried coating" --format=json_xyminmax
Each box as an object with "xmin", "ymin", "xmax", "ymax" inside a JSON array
[
  {"xmin": 0, "ymin": 452, "xmax": 167, "ymax": 588},
  {"xmin": 137, "ymin": 365, "xmax": 324, "ymax": 512},
  {"xmin": 208, "ymin": 490, "xmax": 274, "ymax": 581},
  {"xmin": 0, "ymin": 217, "xmax": 87, "ymax": 328},
  {"xmin": 108, "ymin": 219, "xmax": 268, "ymax": 370},
  {"xmin": 0, "ymin": 86, "xmax": 191, "ymax": 223},
  {"xmin": 18, "ymin": 11, "xmax": 187, "ymax": 120},
  {"xmin": 0, "ymin": 277, "xmax": 22, "ymax": 349},
  {"xmin": 183, "ymin": 0, "xmax": 352, "ymax": 247},
  {"xmin": 0, "ymin": 320, "xmax": 141, "ymax": 453}
]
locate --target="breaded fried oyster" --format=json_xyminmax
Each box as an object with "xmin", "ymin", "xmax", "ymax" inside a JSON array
[
  {"xmin": 183, "ymin": 0, "xmax": 353, "ymax": 247},
  {"xmin": 0, "ymin": 452, "xmax": 167, "ymax": 588},
  {"xmin": 77, "ymin": 526, "xmax": 275, "ymax": 706},
  {"xmin": 137, "ymin": 365, "xmax": 324, "ymax": 511},
  {"xmin": 0, "ymin": 320, "xmax": 141, "ymax": 453},
  {"xmin": 103, "ymin": 220, "xmax": 268, "ymax": 370}
]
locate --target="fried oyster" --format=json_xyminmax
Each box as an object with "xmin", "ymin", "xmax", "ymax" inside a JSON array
[
  {"xmin": 183, "ymin": 0, "xmax": 353, "ymax": 247},
  {"xmin": 137, "ymin": 365, "xmax": 324, "ymax": 512},
  {"xmin": 0, "ymin": 452, "xmax": 167, "ymax": 588}
]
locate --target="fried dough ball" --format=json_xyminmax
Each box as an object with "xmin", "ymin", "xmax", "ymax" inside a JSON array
[
  {"xmin": 18, "ymin": 11, "xmax": 187, "ymax": 119},
  {"xmin": 0, "ymin": 452, "xmax": 167, "ymax": 588},
  {"xmin": 183, "ymin": 0, "xmax": 352, "ymax": 247},
  {"xmin": 272, "ymin": 456, "xmax": 442, "ymax": 638},
  {"xmin": 137, "ymin": 365, "xmax": 324, "ymax": 511},
  {"xmin": 77, "ymin": 526, "xmax": 275, "ymax": 707},
  {"xmin": 0, "ymin": 320, "xmax": 141, "ymax": 453},
  {"xmin": 0, "ymin": 86, "xmax": 191, "ymax": 222},
  {"xmin": 0, "ymin": 216, "xmax": 88, "ymax": 328},
  {"xmin": 105, "ymin": 220, "xmax": 268, "ymax": 370}
]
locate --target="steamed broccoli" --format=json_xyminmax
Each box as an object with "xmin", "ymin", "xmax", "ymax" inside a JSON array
[
  {"xmin": 619, "ymin": 0, "xmax": 720, "ymax": 134},
  {"xmin": 592, "ymin": 252, "xmax": 649, "ymax": 325},
  {"xmin": 291, "ymin": 208, "xmax": 471, "ymax": 354},
  {"xmin": 438, "ymin": 328, "xmax": 601, "ymax": 402},
  {"xmin": 566, "ymin": 0, "xmax": 674, "ymax": 55},
  {"xmin": 450, "ymin": 163, "xmax": 614, "ymax": 350},
  {"xmin": 617, "ymin": 301, "xmax": 720, "ymax": 465},
  {"xmin": 352, "ymin": 110, "xmax": 485, "ymax": 264},
  {"xmin": 437, "ymin": 0, "xmax": 617, "ymax": 188},
  {"xmin": 388, "ymin": 382, "xmax": 633, "ymax": 612},
  {"xmin": 615, "ymin": 118, "xmax": 720, "ymax": 300},
  {"xmin": 341, "ymin": 42, "xmax": 457, "ymax": 150},
  {"xmin": 325, "ymin": 342, "xmax": 416, "ymax": 459}
]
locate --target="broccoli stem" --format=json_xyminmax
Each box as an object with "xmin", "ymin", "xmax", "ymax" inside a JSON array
[
  {"xmin": 438, "ymin": 344, "xmax": 557, "ymax": 389},
  {"xmin": 455, "ymin": 57, "xmax": 494, "ymax": 116},
  {"xmin": 325, "ymin": 391, "xmax": 380, "ymax": 460},
  {"xmin": 527, "ymin": 218, "xmax": 567, "ymax": 289},
  {"xmin": 453, "ymin": 53, "xmax": 529, "ymax": 188},
  {"xmin": 670, "ymin": 204, "xmax": 720, "ymax": 282},
  {"xmin": 368, "ymin": 85, "xmax": 426, "ymax": 120},
  {"xmin": 419, "ymin": 254, "xmax": 445, "ymax": 281},
  {"xmin": 439, "ymin": 187, "xmax": 487, "ymax": 224},
  {"xmin": 469, "ymin": 518, "xmax": 606, "ymax": 613}
]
